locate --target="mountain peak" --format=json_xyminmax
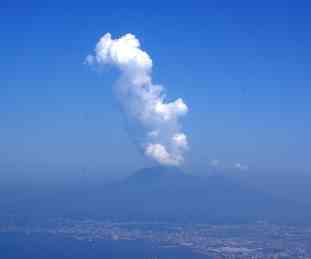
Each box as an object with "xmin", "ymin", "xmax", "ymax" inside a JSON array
[{"xmin": 125, "ymin": 166, "xmax": 188, "ymax": 185}]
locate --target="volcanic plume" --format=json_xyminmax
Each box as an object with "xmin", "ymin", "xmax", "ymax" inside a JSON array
[{"xmin": 86, "ymin": 33, "xmax": 189, "ymax": 166}]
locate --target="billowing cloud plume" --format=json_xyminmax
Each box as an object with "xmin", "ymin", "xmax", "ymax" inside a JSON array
[{"xmin": 86, "ymin": 33, "xmax": 189, "ymax": 166}]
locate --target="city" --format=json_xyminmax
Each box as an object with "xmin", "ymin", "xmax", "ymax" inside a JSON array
[{"xmin": 1, "ymin": 219, "xmax": 311, "ymax": 259}]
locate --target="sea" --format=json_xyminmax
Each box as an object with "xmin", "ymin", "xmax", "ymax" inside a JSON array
[{"xmin": 0, "ymin": 232, "xmax": 211, "ymax": 259}]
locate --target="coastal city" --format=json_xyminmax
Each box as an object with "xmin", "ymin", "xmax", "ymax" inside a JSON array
[{"xmin": 1, "ymin": 219, "xmax": 311, "ymax": 259}]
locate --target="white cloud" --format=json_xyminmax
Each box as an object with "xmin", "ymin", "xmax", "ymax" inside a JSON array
[
  {"xmin": 86, "ymin": 33, "xmax": 189, "ymax": 166},
  {"xmin": 145, "ymin": 143, "xmax": 181, "ymax": 166},
  {"xmin": 172, "ymin": 133, "xmax": 188, "ymax": 149}
]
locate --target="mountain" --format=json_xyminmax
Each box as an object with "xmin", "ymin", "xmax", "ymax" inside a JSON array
[
  {"xmin": 1, "ymin": 166, "xmax": 309, "ymax": 225},
  {"xmin": 123, "ymin": 166, "xmax": 197, "ymax": 187},
  {"xmin": 84, "ymin": 166, "xmax": 308, "ymax": 224}
]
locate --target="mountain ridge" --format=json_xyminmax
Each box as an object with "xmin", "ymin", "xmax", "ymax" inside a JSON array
[{"xmin": 1, "ymin": 166, "xmax": 309, "ymax": 225}]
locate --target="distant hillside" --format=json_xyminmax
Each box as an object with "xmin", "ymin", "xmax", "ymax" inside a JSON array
[
  {"xmin": 96, "ymin": 166, "xmax": 306, "ymax": 224},
  {"xmin": 226, "ymin": 170, "xmax": 311, "ymax": 209},
  {"xmin": 0, "ymin": 166, "xmax": 309, "ymax": 225}
]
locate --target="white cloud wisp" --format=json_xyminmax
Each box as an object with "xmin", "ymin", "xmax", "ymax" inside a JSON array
[{"xmin": 86, "ymin": 33, "xmax": 189, "ymax": 166}]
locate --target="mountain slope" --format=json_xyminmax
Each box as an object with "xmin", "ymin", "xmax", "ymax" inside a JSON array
[
  {"xmin": 1, "ymin": 167, "xmax": 309, "ymax": 224},
  {"xmin": 89, "ymin": 166, "xmax": 307, "ymax": 224}
]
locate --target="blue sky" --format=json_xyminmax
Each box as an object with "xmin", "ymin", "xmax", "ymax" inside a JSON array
[{"xmin": 1, "ymin": 1, "xmax": 310, "ymax": 179}]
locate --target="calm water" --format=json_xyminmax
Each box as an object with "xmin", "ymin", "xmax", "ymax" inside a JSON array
[{"xmin": 0, "ymin": 232, "xmax": 210, "ymax": 259}]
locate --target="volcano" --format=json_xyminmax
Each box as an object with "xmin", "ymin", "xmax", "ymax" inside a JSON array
[
  {"xmin": 87, "ymin": 166, "xmax": 305, "ymax": 224},
  {"xmin": 2, "ymin": 166, "xmax": 308, "ymax": 225}
]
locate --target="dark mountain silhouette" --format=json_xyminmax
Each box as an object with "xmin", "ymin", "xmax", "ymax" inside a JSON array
[
  {"xmin": 123, "ymin": 166, "xmax": 197, "ymax": 187},
  {"xmin": 1, "ymin": 166, "xmax": 309, "ymax": 225},
  {"xmin": 79, "ymin": 166, "xmax": 308, "ymax": 224}
]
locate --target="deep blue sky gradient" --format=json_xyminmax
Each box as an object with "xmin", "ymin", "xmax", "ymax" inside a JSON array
[{"xmin": 1, "ymin": 0, "xmax": 310, "ymax": 180}]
